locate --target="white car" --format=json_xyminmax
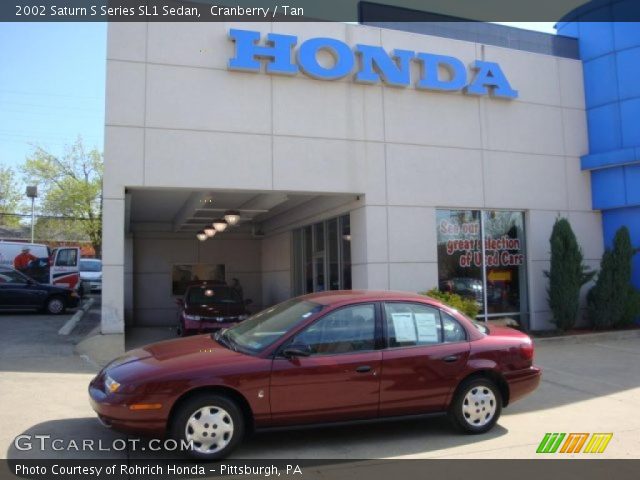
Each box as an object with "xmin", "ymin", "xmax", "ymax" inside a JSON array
[{"xmin": 80, "ymin": 258, "xmax": 102, "ymax": 293}]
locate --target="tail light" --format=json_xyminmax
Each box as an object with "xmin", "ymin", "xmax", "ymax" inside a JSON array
[{"xmin": 519, "ymin": 340, "xmax": 534, "ymax": 362}]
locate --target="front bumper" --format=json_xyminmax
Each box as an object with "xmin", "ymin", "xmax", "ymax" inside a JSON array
[
  {"xmin": 504, "ymin": 365, "xmax": 542, "ymax": 405},
  {"xmin": 88, "ymin": 377, "xmax": 168, "ymax": 437},
  {"xmin": 183, "ymin": 318, "xmax": 242, "ymax": 333}
]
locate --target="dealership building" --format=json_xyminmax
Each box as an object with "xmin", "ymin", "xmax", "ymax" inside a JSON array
[{"xmin": 99, "ymin": 7, "xmax": 640, "ymax": 346}]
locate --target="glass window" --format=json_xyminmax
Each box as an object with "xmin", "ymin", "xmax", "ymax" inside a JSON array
[
  {"xmin": 327, "ymin": 218, "xmax": 340, "ymax": 290},
  {"xmin": 341, "ymin": 215, "xmax": 352, "ymax": 290},
  {"xmin": 0, "ymin": 268, "xmax": 28, "ymax": 284},
  {"xmin": 441, "ymin": 312, "xmax": 468, "ymax": 343},
  {"xmin": 436, "ymin": 209, "xmax": 528, "ymax": 329},
  {"xmin": 55, "ymin": 249, "xmax": 77, "ymax": 267},
  {"xmin": 384, "ymin": 303, "xmax": 442, "ymax": 347},
  {"xmin": 291, "ymin": 304, "xmax": 376, "ymax": 355},
  {"xmin": 226, "ymin": 298, "xmax": 323, "ymax": 353}
]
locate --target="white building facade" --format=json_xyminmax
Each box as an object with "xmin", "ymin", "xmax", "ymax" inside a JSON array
[{"xmin": 101, "ymin": 21, "xmax": 601, "ymax": 344}]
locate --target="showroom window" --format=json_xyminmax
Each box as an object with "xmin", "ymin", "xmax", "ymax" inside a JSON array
[
  {"xmin": 293, "ymin": 215, "xmax": 351, "ymax": 295},
  {"xmin": 436, "ymin": 209, "xmax": 528, "ymax": 329}
]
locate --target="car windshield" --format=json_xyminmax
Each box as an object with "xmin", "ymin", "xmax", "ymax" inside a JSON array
[
  {"xmin": 187, "ymin": 286, "xmax": 241, "ymax": 305},
  {"xmin": 222, "ymin": 298, "xmax": 323, "ymax": 354},
  {"xmin": 80, "ymin": 260, "xmax": 101, "ymax": 272}
]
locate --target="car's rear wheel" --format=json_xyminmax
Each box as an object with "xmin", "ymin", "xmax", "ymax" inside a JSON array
[
  {"xmin": 449, "ymin": 377, "xmax": 502, "ymax": 434},
  {"xmin": 45, "ymin": 296, "xmax": 66, "ymax": 315},
  {"xmin": 171, "ymin": 393, "xmax": 244, "ymax": 460}
]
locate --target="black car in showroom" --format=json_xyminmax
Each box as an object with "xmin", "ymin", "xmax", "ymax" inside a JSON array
[{"xmin": 0, "ymin": 265, "xmax": 80, "ymax": 314}]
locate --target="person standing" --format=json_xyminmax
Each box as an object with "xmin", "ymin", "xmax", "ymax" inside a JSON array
[{"xmin": 14, "ymin": 247, "xmax": 37, "ymax": 273}]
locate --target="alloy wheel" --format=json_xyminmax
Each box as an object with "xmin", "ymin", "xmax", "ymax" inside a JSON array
[{"xmin": 462, "ymin": 386, "xmax": 497, "ymax": 427}]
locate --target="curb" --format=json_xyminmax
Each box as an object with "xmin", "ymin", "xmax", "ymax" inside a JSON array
[
  {"xmin": 533, "ymin": 328, "xmax": 640, "ymax": 345},
  {"xmin": 58, "ymin": 297, "xmax": 95, "ymax": 336}
]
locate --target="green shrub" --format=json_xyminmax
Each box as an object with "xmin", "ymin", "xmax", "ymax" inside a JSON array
[
  {"xmin": 588, "ymin": 226, "xmax": 638, "ymax": 329},
  {"xmin": 423, "ymin": 288, "xmax": 480, "ymax": 319},
  {"xmin": 544, "ymin": 217, "xmax": 595, "ymax": 331}
]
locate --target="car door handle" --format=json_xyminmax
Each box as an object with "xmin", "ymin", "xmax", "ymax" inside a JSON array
[
  {"xmin": 355, "ymin": 365, "xmax": 372, "ymax": 373},
  {"xmin": 442, "ymin": 355, "xmax": 459, "ymax": 363}
]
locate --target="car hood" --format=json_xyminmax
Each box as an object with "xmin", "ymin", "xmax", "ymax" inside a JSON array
[
  {"xmin": 107, "ymin": 334, "xmax": 250, "ymax": 385},
  {"xmin": 185, "ymin": 303, "xmax": 246, "ymax": 316}
]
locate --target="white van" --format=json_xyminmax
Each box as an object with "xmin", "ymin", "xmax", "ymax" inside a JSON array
[{"xmin": 0, "ymin": 241, "xmax": 81, "ymax": 289}]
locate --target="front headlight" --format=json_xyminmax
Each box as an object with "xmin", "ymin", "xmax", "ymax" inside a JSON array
[
  {"xmin": 184, "ymin": 314, "xmax": 201, "ymax": 321},
  {"xmin": 104, "ymin": 375, "xmax": 121, "ymax": 394}
]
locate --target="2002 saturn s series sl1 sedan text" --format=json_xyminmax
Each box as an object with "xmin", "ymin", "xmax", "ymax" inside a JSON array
[{"xmin": 89, "ymin": 290, "xmax": 541, "ymax": 459}]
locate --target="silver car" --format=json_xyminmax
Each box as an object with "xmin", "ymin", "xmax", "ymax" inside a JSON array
[{"xmin": 79, "ymin": 258, "xmax": 102, "ymax": 293}]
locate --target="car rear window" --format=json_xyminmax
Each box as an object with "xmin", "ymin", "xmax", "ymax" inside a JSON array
[{"xmin": 80, "ymin": 260, "xmax": 102, "ymax": 272}]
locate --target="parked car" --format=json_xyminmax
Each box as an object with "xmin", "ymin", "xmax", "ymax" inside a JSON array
[
  {"xmin": 80, "ymin": 258, "xmax": 102, "ymax": 293},
  {"xmin": 89, "ymin": 290, "xmax": 541, "ymax": 460},
  {"xmin": 0, "ymin": 265, "xmax": 80, "ymax": 314},
  {"xmin": 176, "ymin": 282, "xmax": 252, "ymax": 336}
]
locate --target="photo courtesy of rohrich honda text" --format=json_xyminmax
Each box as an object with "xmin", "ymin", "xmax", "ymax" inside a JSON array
[{"xmin": 1, "ymin": 1, "xmax": 639, "ymax": 480}]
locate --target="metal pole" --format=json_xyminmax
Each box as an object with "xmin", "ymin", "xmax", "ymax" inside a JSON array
[{"xmin": 30, "ymin": 197, "xmax": 35, "ymax": 243}]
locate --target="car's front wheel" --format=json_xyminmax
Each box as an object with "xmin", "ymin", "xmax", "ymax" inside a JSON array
[
  {"xmin": 449, "ymin": 377, "xmax": 502, "ymax": 434},
  {"xmin": 45, "ymin": 296, "xmax": 66, "ymax": 315},
  {"xmin": 171, "ymin": 393, "xmax": 245, "ymax": 460}
]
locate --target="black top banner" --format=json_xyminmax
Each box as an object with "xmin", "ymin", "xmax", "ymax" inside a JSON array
[{"xmin": 1, "ymin": 0, "xmax": 640, "ymax": 22}]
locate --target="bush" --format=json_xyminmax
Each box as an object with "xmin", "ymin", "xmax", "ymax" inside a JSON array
[
  {"xmin": 589, "ymin": 226, "xmax": 639, "ymax": 329},
  {"xmin": 544, "ymin": 218, "xmax": 595, "ymax": 331},
  {"xmin": 423, "ymin": 288, "xmax": 480, "ymax": 319}
]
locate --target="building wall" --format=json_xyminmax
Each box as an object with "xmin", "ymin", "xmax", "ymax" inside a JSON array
[
  {"xmin": 104, "ymin": 21, "xmax": 602, "ymax": 333},
  {"xmin": 129, "ymin": 228, "xmax": 262, "ymax": 327}
]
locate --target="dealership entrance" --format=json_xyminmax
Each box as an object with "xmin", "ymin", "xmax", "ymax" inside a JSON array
[{"xmin": 124, "ymin": 188, "xmax": 358, "ymax": 332}]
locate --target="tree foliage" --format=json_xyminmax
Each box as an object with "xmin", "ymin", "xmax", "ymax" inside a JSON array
[
  {"xmin": 23, "ymin": 138, "xmax": 103, "ymax": 255},
  {"xmin": 588, "ymin": 226, "xmax": 639, "ymax": 329},
  {"xmin": 424, "ymin": 288, "xmax": 481, "ymax": 319},
  {"xmin": 0, "ymin": 166, "xmax": 23, "ymax": 228},
  {"xmin": 544, "ymin": 217, "xmax": 595, "ymax": 331}
]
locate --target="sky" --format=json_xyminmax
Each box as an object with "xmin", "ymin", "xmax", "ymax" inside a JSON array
[{"xmin": 0, "ymin": 21, "xmax": 555, "ymax": 176}]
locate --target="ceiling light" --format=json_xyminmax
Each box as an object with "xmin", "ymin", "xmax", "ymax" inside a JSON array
[
  {"xmin": 196, "ymin": 231, "xmax": 207, "ymax": 241},
  {"xmin": 212, "ymin": 218, "xmax": 228, "ymax": 232},
  {"xmin": 224, "ymin": 210, "xmax": 241, "ymax": 226},
  {"xmin": 204, "ymin": 226, "xmax": 216, "ymax": 237}
]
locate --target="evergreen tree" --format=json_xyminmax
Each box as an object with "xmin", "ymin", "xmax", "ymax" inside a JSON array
[
  {"xmin": 588, "ymin": 226, "xmax": 638, "ymax": 329},
  {"xmin": 545, "ymin": 218, "xmax": 595, "ymax": 331}
]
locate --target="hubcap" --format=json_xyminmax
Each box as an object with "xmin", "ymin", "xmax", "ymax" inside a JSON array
[
  {"xmin": 49, "ymin": 299, "xmax": 63, "ymax": 314},
  {"xmin": 462, "ymin": 386, "xmax": 496, "ymax": 427},
  {"xmin": 185, "ymin": 406, "xmax": 234, "ymax": 454}
]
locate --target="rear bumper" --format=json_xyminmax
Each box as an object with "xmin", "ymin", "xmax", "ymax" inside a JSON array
[{"xmin": 504, "ymin": 365, "xmax": 542, "ymax": 405}]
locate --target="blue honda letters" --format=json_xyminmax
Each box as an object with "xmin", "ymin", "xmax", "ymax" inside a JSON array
[{"xmin": 227, "ymin": 29, "xmax": 518, "ymax": 99}]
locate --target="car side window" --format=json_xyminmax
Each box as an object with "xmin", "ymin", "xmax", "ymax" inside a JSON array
[
  {"xmin": 441, "ymin": 312, "xmax": 468, "ymax": 343},
  {"xmin": 384, "ymin": 302, "xmax": 442, "ymax": 348},
  {"xmin": 0, "ymin": 270, "xmax": 28, "ymax": 284},
  {"xmin": 290, "ymin": 304, "xmax": 376, "ymax": 355}
]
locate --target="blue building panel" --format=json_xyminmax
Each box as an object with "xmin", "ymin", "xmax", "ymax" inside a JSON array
[
  {"xmin": 602, "ymin": 208, "xmax": 640, "ymax": 289},
  {"xmin": 578, "ymin": 21, "xmax": 615, "ymax": 61},
  {"xmin": 616, "ymin": 46, "xmax": 640, "ymax": 100},
  {"xmin": 620, "ymin": 97, "xmax": 640, "ymax": 148},
  {"xmin": 587, "ymin": 103, "xmax": 622, "ymax": 153},
  {"xmin": 583, "ymin": 54, "xmax": 619, "ymax": 108},
  {"xmin": 591, "ymin": 168, "xmax": 627, "ymax": 210},
  {"xmin": 625, "ymin": 165, "xmax": 640, "ymax": 206}
]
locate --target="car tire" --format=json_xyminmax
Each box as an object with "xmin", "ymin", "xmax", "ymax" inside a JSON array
[
  {"xmin": 176, "ymin": 322, "xmax": 186, "ymax": 337},
  {"xmin": 448, "ymin": 377, "xmax": 502, "ymax": 434},
  {"xmin": 171, "ymin": 393, "xmax": 245, "ymax": 460},
  {"xmin": 45, "ymin": 296, "xmax": 66, "ymax": 315}
]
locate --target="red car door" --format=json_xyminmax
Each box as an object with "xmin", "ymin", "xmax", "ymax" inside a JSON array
[
  {"xmin": 269, "ymin": 303, "xmax": 382, "ymax": 425},
  {"xmin": 379, "ymin": 302, "xmax": 470, "ymax": 416}
]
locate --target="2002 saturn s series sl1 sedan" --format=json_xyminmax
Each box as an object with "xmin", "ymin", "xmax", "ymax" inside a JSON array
[{"xmin": 89, "ymin": 290, "xmax": 541, "ymax": 459}]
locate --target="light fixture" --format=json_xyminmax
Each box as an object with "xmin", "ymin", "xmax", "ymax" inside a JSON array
[
  {"xmin": 204, "ymin": 226, "xmax": 216, "ymax": 237},
  {"xmin": 196, "ymin": 231, "xmax": 207, "ymax": 241},
  {"xmin": 224, "ymin": 210, "xmax": 241, "ymax": 226},
  {"xmin": 212, "ymin": 218, "xmax": 228, "ymax": 232}
]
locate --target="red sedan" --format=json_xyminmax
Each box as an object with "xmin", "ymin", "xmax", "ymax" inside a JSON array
[{"xmin": 89, "ymin": 290, "xmax": 541, "ymax": 459}]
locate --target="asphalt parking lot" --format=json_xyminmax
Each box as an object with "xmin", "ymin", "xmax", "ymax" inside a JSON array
[{"xmin": 0, "ymin": 311, "xmax": 639, "ymax": 460}]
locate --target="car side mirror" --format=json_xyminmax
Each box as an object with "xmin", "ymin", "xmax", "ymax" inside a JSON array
[
  {"xmin": 281, "ymin": 344, "xmax": 312, "ymax": 358},
  {"xmin": 244, "ymin": 298, "xmax": 252, "ymax": 305}
]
